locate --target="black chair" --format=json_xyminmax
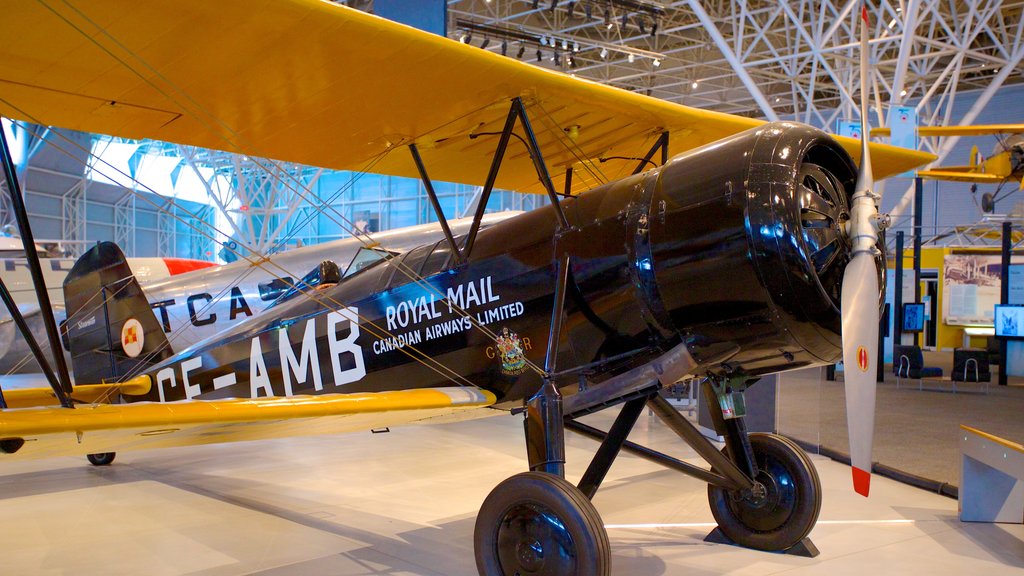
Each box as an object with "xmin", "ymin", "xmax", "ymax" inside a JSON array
[
  {"xmin": 952, "ymin": 348, "xmax": 991, "ymax": 394},
  {"xmin": 893, "ymin": 345, "xmax": 943, "ymax": 389},
  {"xmin": 986, "ymin": 336, "xmax": 1001, "ymax": 366}
]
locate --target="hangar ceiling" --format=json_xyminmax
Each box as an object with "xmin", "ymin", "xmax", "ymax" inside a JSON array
[
  {"xmin": 446, "ymin": 1, "xmax": 1024, "ymax": 120},
  {"xmin": 444, "ymin": 0, "xmax": 1024, "ymax": 217}
]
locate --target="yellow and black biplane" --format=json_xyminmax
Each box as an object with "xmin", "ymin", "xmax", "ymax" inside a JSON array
[
  {"xmin": 0, "ymin": 2, "xmax": 932, "ymax": 574},
  {"xmin": 874, "ymin": 124, "xmax": 1024, "ymax": 211}
]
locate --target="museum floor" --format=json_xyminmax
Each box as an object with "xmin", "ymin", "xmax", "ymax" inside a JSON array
[{"xmin": 0, "ymin": 405, "xmax": 1020, "ymax": 575}]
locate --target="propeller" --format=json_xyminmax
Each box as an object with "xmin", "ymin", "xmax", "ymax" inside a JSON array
[{"xmin": 841, "ymin": 1, "xmax": 881, "ymax": 497}]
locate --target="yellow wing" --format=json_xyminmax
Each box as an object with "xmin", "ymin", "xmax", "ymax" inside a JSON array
[
  {"xmin": 915, "ymin": 169, "xmax": 1008, "ymax": 184},
  {"xmin": 872, "ymin": 124, "xmax": 1024, "ymax": 138},
  {"xmin": 0, "ymin": 385, "xmax": 496, "ymax": 460},
  {"xmin": 0, "ymin": 0, "xmax": 931, "ymax": 195}
]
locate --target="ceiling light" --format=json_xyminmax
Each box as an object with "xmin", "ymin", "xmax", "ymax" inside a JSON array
[
  {"xmin": 600, "ymin": 47, "xmax": 608, "ymax": 59},
  {"xmin": 562, "ymin": 39, "xmax": 568, "ymax": 50},
  {"xmin": 628, "ymin": 53, "xmax": 635, "ymax": 63},
  {"xmin": 775, "ymin": 97, "xmax": 781, "ymax": 103},
  {"xmin": 573, "ymin": 41, "xmax": 579, "ymax": 52},
  {"xmin": 899, "ymin": 89, "xmax": 907, "ymax": 97},
  {"xmin": 692, "ymin": 81, "xmax": 699, "ymax": 89},
  {"xmin": 653, "ymin": 58, "xmax": 660, "ymax": 67}
]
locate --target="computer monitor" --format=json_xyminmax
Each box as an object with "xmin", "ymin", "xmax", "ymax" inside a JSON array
[
  {"xmin": 902, "ymin": 302, "xmax": 925, "ymax": 332},
  {"xmin": 994, "ymin": 304, "xmax": 1024, "ymax": 338}
]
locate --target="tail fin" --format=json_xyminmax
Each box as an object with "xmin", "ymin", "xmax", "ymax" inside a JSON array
[{"xmin": 63, "ymin": 242, "xmax": 173, "ymax": 384}]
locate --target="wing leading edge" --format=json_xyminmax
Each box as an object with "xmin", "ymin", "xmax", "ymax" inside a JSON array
[
  {"xmin": 0, "ymin": 386, "xmax": 496, "ymax": 460},
  {"xmin": 0, "ymin": 0, "xmax": 932, "ymax": 195}
]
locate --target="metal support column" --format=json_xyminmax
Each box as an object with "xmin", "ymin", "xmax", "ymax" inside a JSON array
[
  {"xmin": 894, "ymin": 231, "xmax": 904, "ymax": 348},
  {"xmin": 913, "ymin": 177, "xmax": 923, "ymax": 347},
  {"xmin": 1000, "ymin": 221, "xmax": 1011, "ymax": 386}
]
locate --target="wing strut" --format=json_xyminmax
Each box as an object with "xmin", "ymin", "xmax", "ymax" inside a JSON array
[
  {"xmin": 409, "ymin": 144, "xmax": 463, "ymax": 264},
  {"xmin": 0, "ymin": 120, "xmax": 74, "ymax": 408},
  {"xmin": 463, "ymin": 97, "xmax": 569, "ymax": 259},
  {"xmin": 632, "ymin": 131, "xmax": 670, "ymax": 175}
]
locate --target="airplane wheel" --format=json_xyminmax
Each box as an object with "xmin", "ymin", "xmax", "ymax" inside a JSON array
[
  {"xmin": 474, "ymin": 472, "xmax": 610, "ymax": 576},
  {"xmin": 708, "ymin": 433, "xmax": 820, "ymax": 551},
  {"xmin": 86, "ymin": 452, "xmax": 116, "ymax": 466}
]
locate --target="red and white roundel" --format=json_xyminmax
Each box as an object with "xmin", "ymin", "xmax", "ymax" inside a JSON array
[
  {"xmin": 121, "ymin": 318, "xmax": 144, "ymax": 358},
  {"xmin": 856, "ymin": 346, "xmax": 869, "ymax": 372}
]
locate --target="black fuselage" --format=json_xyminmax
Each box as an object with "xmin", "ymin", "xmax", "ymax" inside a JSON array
[{"xmin": 139, "ymin": 122, "xmax": 859, "ymax": 409}]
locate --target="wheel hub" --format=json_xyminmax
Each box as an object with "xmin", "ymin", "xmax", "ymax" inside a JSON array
[
  {"xmin": 496, "ymin": 503, "xmax": 577, "ymax": 575},
  {"xmin": 516, "ymin": 539, "xmax": 545, "ymax": 571},
  {"xmin": 726, "ymin": 457, "xmax": 797, "ymax": 532}
]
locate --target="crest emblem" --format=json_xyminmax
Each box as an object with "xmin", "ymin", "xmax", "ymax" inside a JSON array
[
  {"xmin": 495, "ymin": 327, "xmax": 527, "ymax": 375},
  {"xmin": 121, "ymin": 318, "xmax": 144, "ymax": 358}
]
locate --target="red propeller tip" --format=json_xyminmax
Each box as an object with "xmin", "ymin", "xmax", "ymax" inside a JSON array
[{"xmin": 852, "ymin": 466, "xmax": 871, "ymax": 497}]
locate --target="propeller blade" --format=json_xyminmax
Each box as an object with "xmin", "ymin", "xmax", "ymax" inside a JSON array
[
  {"xmin": 841, "ymin": 254, "xmax": 879, "ymax": 496},
  {"xmin": 840, "ymin": 0, "xmax": 880, "ymax": 497}
]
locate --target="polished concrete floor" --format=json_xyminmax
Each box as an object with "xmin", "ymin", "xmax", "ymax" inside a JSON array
[{"xmin": 0, "ymin": 406, "xmax": 1021, "ymax": 575}]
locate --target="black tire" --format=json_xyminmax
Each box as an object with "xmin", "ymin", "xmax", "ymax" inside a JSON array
[
  {"xmin": 86, "ymin": 452, "xmax": 116, "ymax": 466},
  {"xmin": 708, "ymin": 433, "xmax": 821, "ymax": 551},
  {"xmin": 474, "ymin": 472, "xmax": 610, "ymax": 576}
]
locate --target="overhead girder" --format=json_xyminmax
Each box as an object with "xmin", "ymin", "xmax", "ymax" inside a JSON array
[{"xmin": 448, "ymin": 0, "xmax": 1024, "ymax": 121}]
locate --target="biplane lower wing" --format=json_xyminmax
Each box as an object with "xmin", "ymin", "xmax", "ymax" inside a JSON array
[
  {"xmin": 916, "ymin": 169, "xmax": 1007, "ymax": 184},
  {"xmin": 0, "ymin": 386, "xmax": 496, "ymax": 460}
]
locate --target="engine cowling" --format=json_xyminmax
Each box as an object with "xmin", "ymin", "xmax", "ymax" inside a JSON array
[
  {"xmin": 647, "ymin": 122, "xmax": 859, "ymax": 376},
  {"xmin": 555, "ymin": 122, "xmax": 860, "ymax": 379}
]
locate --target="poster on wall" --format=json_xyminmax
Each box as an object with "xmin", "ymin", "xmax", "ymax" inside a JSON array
[{"xmin": 943, "ymin": 253, "xmax": 1024, "ymax": 325}]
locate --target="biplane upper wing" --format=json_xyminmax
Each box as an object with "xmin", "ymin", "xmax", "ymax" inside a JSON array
[
  {"xmin": 0, "ymin": 383, "xmax": 496, "ymax": 459},
  {"xmin": 872, "ymin": 124, "xmax": 1024, "ymax": 138},
  {"xmin": 0, "ymin": 0, "xmax": 931, "ymax": 196},
  {"xmin": 914, "ymin": 169, "xmax": 1007, "ymax": 184}
]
